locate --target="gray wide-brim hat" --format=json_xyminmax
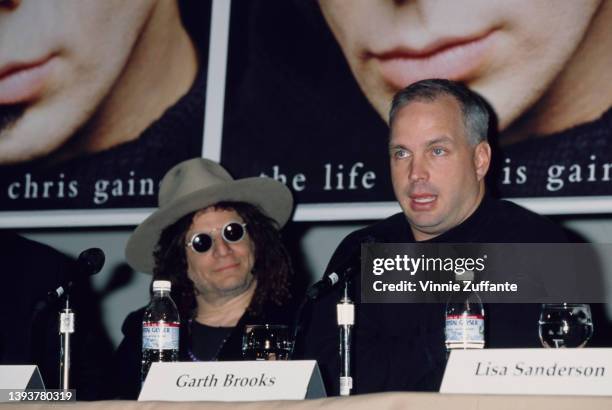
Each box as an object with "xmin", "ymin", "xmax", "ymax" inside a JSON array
[{"xmin": 125, "ymin": 158, "xmax": 293, "ymax": 273}]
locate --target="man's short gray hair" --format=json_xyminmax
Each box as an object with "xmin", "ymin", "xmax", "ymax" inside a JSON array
[{"xmin": 389, "ymin": 79, "xmax": 490, "ymax": 145}]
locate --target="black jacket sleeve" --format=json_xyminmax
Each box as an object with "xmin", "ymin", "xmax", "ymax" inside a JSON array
[{"xmin": 106, "ymin": 309, "xmax": 144, "ymax": 400}]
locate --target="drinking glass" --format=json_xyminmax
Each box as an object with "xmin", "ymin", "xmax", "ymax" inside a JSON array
[
  {"xmin": 538, "ymin": 303, "xmax": 593, "ymax": 348},
  {"xmin": 242, "ymin": 324, "xmax": 293, "ymax": 360}
]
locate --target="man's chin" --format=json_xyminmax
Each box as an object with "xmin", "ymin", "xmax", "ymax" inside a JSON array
[
  {"xmin": 0, "ymin": 125, "xmax": 70, "ymax": 166},
  {"xmin": 406, "ymin": 213, "xmax": 442, "ymax": 229},
  {"xmin": 217, "ymin": 276, "xmax": 255, "ymax": 297},
  {"xmin": 409, "ymin": 217, "xmax": 446, "ymax": 239}
]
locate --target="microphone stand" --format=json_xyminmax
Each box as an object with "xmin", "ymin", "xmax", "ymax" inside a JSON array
[
  {"xmin": 307, "ymin": 238, "xmax": 373, "ymax": 395},
  {"xmin": 59, "ymin": 296, "xmax": 75, "ymax": 391},
  {"xmin": 337, "ymin": 281, "xmax": 354, "ymax": 396}
]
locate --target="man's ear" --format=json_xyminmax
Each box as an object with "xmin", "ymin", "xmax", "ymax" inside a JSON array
[{"xmin": 474, "ymin": 141, "xmax": 491, "ymax": 181}]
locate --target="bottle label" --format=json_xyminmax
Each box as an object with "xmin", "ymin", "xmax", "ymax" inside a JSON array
[
  {"xmin": 445, "ymin": 314, "xmax": 485, "ymax": 346},
  {"xmin": 142, "ymin": 321, "xmax": 180, "ymax": 350}
]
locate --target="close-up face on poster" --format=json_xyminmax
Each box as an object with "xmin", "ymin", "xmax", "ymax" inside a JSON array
[
  {"xmin": 0, "ymin": 0, "xmax": 211, "ymax": 225},
  {"xmin": 1, "ymin": 0, "xmax": 610, "ymax": 227}
]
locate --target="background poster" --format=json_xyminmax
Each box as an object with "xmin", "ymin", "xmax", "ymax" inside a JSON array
[
  {"xmin": 218, "ymin": 0, "xmax": 612, "ymax": 219},
  {"xmin": 1, "ymin": 0, "xmax": 611, "ymax": 227},
  {"xmin": 0, "ymin": 0, "xmax": 212, "ymax": 226}
]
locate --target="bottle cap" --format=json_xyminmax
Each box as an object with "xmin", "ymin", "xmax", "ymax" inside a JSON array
[{"xmin": 152, "ymin": 280, "xmax": 171, "ymax": 291}]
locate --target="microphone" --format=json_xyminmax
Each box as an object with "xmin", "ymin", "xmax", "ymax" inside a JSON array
[
  {"xmin": 48, "ymin": 248, "xmax": 105, "ymax": 301},
  {"xmin": 306, "ymin": 236, "xmax": 376, "ymax": 299}
]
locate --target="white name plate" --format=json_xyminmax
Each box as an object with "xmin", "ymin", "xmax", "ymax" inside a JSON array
[
  {"xmin": 441, "ymin": 348, "xmax": 612, "ymax": 396},
  {"xmin": 0, "ymin": 365, "xmax": 45, "ymax": 402},
  {"xmin": 139, "ymin": 360, "xmax": 326, "ymax": 401}
]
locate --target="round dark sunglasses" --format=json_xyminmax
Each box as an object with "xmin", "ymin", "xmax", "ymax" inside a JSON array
[{"xmin": 186, "ymin": 222, "xmax": 248, "ymax": 253}]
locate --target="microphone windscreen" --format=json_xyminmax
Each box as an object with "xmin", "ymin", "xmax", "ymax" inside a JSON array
[{"xmin": 77, "ymin": 248, "xmax": 105, "ymax": 276}]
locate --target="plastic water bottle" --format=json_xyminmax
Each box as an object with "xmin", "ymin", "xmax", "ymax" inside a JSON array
[
  {"xmin": 141, "ymin": 280, "xmax": 180, "ymax": 384},
  {"xmin": 445, "ymin": 290, "xmax": 485, "ymax": 351}
]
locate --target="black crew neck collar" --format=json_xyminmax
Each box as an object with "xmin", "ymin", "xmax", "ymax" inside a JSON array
[{"xmin": 191, "ymin": 320, "xmax": 234, "ymax": 331}]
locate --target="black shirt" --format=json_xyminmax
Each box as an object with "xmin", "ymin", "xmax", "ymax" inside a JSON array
[
  {"xmin": 189, "ymin": 321, "xmax": 233, "ymax": 362},
  {"xmin": 299, "ymin": 195, "xmax": 570, "ymax": 395}
]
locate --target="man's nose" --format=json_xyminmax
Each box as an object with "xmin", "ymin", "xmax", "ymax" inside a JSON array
[
  {"xmin": 408, "ymin": 156, "xmax": 429, "ymax": 182},
  {"xmin": 212, "ymin": 236, "xmax": 232, "ymax": 257}
]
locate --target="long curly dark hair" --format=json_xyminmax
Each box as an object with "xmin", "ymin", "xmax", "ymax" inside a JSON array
[{"xmin": 152, "ymin": 201, "xmax": 293, "ymax": 321}]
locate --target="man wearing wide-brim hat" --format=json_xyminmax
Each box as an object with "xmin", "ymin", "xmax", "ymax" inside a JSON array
[{"xmin": 109, "ymin": 157, "xmax": 295, "ymax": 399}]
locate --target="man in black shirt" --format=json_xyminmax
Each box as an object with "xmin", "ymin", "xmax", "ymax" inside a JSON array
[
  {"xmin": 110, "ymin": 158, "xmax": 296, "ymax": 399},
  {"xmin": 301, "ymin": 79, "xmax": 569, "ymax": 395}
]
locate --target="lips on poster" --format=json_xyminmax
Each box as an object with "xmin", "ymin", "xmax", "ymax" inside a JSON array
[{"xmin": 219, "ymin": 0, "xmax": 612, "ymax": 213}]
